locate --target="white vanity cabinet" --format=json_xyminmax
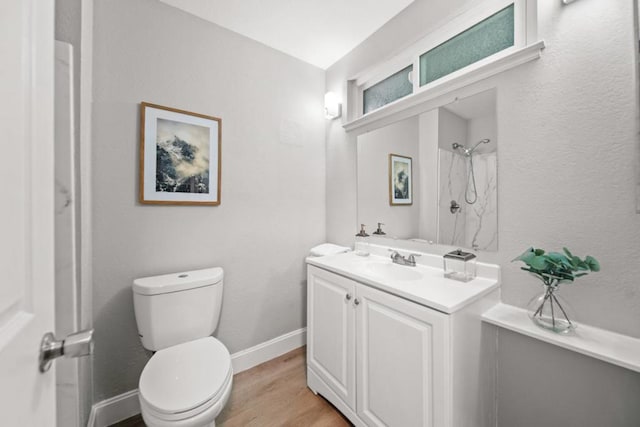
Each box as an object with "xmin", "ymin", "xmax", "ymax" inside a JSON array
[
  {"xmin": 306, "ymin": 266, "xmax": 357, "ymax": 413},
  {"xmin": 307, "ymin": 261, "xmax": 499, "ymax": 427},
  {"xmin": 355, "ymin": 279, "xmax": 451, "ymax": 427}
]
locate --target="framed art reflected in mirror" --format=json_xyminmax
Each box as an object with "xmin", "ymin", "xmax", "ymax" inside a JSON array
[{"xmin": 389, "ymin": 154, "xmax": 413, "ymax": 206}]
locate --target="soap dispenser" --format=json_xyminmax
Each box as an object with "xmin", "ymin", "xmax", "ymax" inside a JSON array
[
  {"xmin": 355, "ymin": 224, "xmax": 369, "ymax": 237},
  {"xmin": 355, "ymin": 224, "xmax": 370, "ymax": 256},
  {"xmin": 372, "ymin": 223, "xmax": 386, "ymax": 235}
]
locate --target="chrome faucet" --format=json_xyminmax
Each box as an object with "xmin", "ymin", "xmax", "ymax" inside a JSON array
[{"xmin": 388, "ymin": 249, "xmax": 421, "ymax": 267}]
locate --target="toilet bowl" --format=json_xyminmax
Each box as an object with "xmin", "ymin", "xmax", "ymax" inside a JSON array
[
  {"xmin": 133, "ymin": 268, "xmax": 232, "ymax": 427},
  {"xmin": 139, "ymin": 337, "xmax": 232, "ymax": 427}
]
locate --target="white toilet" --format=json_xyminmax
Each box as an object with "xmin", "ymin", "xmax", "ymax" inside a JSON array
[{"xmin": 132, "ymin": 267, "xmax": 232, "ymax": 427}]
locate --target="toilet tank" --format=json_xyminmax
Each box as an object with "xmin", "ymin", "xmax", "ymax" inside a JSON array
[{"xmin": 132, "ymin": 267, "xmax": 224, "ymax": 351}]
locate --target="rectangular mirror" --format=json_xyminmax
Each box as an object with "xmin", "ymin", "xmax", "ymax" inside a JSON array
[{"xmin": 357, "ymin": 89, "xmax": 498, "ymax": 251}]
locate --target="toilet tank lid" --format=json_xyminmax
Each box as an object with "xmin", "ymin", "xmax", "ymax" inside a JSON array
[{"xmin": 133, "ymin": 267, "xmax": 223, "ymax": 296}]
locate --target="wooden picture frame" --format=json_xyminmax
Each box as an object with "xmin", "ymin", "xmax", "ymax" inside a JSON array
[
  {"xmin": 389, "ymin": 153, "xmax": 412, "ymax": 205},
  {"xmin": 139, "ymin": 102, "xmax": 221, "ymax": 205}
]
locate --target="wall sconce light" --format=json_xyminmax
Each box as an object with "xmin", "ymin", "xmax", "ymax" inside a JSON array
[
  {"xmin": 562, "ymin": 0, "xmax": 578, "ymax": 4},
  {"xmin": 324, "ymin": 92, "xmax": 342, "ymax": 120}
]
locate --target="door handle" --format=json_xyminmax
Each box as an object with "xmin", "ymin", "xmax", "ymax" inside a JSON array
[{"xmin": 39, "ymin": 329, "xmax": 94, "ymax": 373}]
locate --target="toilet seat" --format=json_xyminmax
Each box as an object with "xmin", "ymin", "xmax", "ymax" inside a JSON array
[
  {"xmin": 140, "ymin": 378, "xmax": 232, "ymax": 427},
  {"xmin": 139, "ymin": 336, "xmax": 232, "ymax": 421},
  {"xmin": 140, "ymin": 369, "xmax": 232, "ymax": 422}
]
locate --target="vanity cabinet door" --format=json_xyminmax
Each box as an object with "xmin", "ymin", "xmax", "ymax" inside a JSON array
[
  {"xmin": 307, "ymin": 266, "xmax": 357, "ymax": 411},
  {"xmin": 356, "ymin": 283, "xmax": 451, "ymax": 427}
]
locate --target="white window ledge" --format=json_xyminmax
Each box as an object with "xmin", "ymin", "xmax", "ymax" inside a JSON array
[
  {"xmin": 482, "ymin": 303, "xmax": 640, "ymax": 373},
  {"xmin": 343, "ymin": 40, "xmax": 545, "ymax": 132}
]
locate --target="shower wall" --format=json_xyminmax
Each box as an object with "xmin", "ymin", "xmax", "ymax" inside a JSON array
[
  {"xmin": 438, "ymin": 149, "xmax": 467, "ymax": 246},
  {"xmin": 464, "ymin": 152, "xmax": 498, "ymax": 250}
]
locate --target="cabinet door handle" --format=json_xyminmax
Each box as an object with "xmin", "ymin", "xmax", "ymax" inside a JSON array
[
  {"xmin": 354, "ymin": 298, "xmax": 360, "ymax": 306},
  {"xmin": 345, "ymin": 293, "xmax": 352, "ymax": 301}
]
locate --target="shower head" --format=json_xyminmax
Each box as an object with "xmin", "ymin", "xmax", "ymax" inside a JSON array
[{"xmin": 452, "ymin": 139, "xmax": 490, "ymax": 156}]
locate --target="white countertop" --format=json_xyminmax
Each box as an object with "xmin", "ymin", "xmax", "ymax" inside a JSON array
[
  {"xmin": 306, "ymin": 249, "xmax": 500, "ymax": 314},
  {"xmin": 482, "ymin": 303, "xmax": 640, "ymax": 373}
]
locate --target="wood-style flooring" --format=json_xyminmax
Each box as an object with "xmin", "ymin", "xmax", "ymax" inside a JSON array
[{"xmin": 112, "ymin": 346, "xmax": 351, "ymax": 427}]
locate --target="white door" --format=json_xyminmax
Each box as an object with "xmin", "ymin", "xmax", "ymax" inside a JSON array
[
  {"xmin": 307, "ymin": 266, "xmax": 357, "ymax": 410},
  {"xmin": 0, "ymin": 0, "xmax": 57, "ymax": 425},
  {"xmin": 356, "ymin": 284, "xmax": 451, "ymax": 427}
]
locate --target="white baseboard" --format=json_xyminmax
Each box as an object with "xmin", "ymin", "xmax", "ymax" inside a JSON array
[
  {"xmin": 86, "ymin": 389, "xmax": 139, "ymax": 427},
  {"xmin": 231, "ymin": 327, "xmax": 306, "ymax": 374},
  {"xmin": 87, "ymin": 328, "xmax": 306, "ymax": 426}
]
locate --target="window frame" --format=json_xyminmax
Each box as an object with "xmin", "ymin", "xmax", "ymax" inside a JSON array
[{"xmin": 347, "ymin": 0, "xmax": 536, "ymax": 120}]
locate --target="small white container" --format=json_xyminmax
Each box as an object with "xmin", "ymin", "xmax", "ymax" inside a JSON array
[{"xmin": 443, "ymin": 249, "xmax": 477, "ymax": 282}]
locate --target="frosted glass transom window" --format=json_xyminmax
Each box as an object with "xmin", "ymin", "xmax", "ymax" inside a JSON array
[
  {"xmin": 346, "ymin": 0, "xmax": 539, "ymax": 126},
  {"xmin": 419, "ymin": 4, "xmax": 515, "ymax": 86},
  {"xmin": 363, "ymin": 65, "xmax": 413, "ymax": 114}
]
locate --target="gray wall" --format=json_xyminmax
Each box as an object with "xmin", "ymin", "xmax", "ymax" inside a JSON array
[
  {"xmin": 326, "ymin": 0, "xmax": 640, "ymax": 425},
  {"xmin": 357, "ymin": 117, "xmax": 420, "ymax": 239},
  {"xmin": 498, "ymin": 329, "xmax": 640, "ymax": 426},
  {"xmin": 326, "ymin": 0, "xmax": 480, "ymax": 246},
  {"xmin": 417, "ymin": 109, "xmax": 439, "ymax": 241},
  {"xmin": 92, "ymin": 0, "xmax": 325, "ymax": 402}
]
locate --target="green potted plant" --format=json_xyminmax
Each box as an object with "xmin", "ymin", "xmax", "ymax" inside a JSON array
[{"xmin": 513, "ymin": 247, "xmax": 600, "ymax": 333}]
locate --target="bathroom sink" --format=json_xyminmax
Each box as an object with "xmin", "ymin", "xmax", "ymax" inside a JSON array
[{"xmin": 363, "ymin": 262, "xmax": 423, "ymax": 282}]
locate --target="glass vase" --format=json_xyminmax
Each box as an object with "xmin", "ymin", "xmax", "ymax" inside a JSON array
[{"xmin": 527, "ymin": 285, "xmax": 576, "ymax": 333}]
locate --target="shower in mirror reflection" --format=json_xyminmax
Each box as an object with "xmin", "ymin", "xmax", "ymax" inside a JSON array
[
  {"xmin": 437, "ymin": 101, "xmax": 497, "ymax": 251},
  {"xmin": 452, "ymin": 138, "xmax": 491, "ymax": 204},
  {"xmin": 356, "ymin": 88, "xmax": 498, "ymax": 252}
]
